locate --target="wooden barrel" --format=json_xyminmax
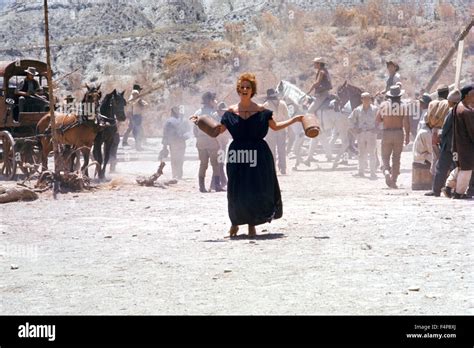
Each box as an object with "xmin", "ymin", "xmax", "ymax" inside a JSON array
[
  {"xmin": 302, "ymin": 115, "xmax": 320, "ymax": 138},
  {"xmin": 412, "ymin": 162, "xmax": 433, "ymax": 190},
  {"xmin": 196, "ymin": 115, "xmax": 220, "ymax": 137}
]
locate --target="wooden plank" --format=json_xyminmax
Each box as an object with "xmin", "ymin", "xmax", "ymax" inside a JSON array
[{"xmin": 454, "ymin": 40, "xmax": 465, "ymax": 90}]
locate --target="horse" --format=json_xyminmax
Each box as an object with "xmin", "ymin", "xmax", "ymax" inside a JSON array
[
  {"xmin": 36, "ymin": 84, "xmax": 103, "ymax": 176},
  {"xmin": 92, "ymin": 89, "xmax": 127, "ymax": 180},
  {"xmin": 276, "ymin": 80, "xmax": 356, "ymax": 165},
  {"xmin": 332, "ymin": 81, "xmax": 363, "ymax": 164},
  {"xmin": 336, "ymin": 81, "xmax": 362, "ymax": 111}
]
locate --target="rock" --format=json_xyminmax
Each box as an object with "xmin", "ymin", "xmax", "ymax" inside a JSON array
[
  {"xmin": 408, "ymin": 286, "xmax": 420, "ymax": 291},
  {"xmin": 224, "ymin": 270, "xmax": 232, "ymax": 273},
  {"xmin": 361, "ymin": 243, "xmax": 372, "ymax": 250},
  {"xmin": 129, "ymin": 199, "xmax": 135, "ymax": 201},
  {"xmin": 104, "ymin": 235, "xmax": 112, "ymax": 239}
]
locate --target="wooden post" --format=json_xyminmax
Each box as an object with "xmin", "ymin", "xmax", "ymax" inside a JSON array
[
  {"xmin": 43, "ymin": 0, "xmax": 60, "ymax": 197},
  {"xmin": 454, "ymin": 40, "xmax": 465, "ymax": 90},
  {"xmin": 424, "ymin": 18, "xmax": 473, "ymax": 93}
]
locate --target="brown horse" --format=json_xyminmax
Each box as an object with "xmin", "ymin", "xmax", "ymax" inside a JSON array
[{"xmin": 36, "ymin": 84, "xmax": 103, "ymax": 176}]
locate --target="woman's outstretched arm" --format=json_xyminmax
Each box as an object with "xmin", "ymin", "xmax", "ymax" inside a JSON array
[{"xmin": 269, "ymin": 115, "xmax": 304, "ymax": 131}]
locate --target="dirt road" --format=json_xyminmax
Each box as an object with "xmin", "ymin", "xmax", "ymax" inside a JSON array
[{"xmin": 1, "ymin": 145, "xmax": 472, "ymax": 315}]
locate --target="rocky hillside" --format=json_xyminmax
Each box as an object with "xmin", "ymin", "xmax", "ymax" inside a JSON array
[{"xmin": 0, "ymin": 0, "xmax": 472, "ymax": 133}]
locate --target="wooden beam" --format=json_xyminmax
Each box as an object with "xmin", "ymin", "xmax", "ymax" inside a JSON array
[
  {"xmin": 43, "ymin": 0, "xmax": 60, "ymax": 197},
  {"xmin": 424, "ymin": 17, "xmax": 473, "ymax": 93}
]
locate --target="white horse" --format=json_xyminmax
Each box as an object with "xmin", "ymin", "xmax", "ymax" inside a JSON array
[{"xmin": 276, "ymin": 80, "xmax": 351, "ymax": 166}]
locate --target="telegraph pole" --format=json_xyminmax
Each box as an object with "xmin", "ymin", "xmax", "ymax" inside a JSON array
[{"xmin": 43, "ymin": 0, "xmax": 60, "ymax": 197}]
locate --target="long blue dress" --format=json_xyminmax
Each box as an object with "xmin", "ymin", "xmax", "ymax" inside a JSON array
[{"xmin": 220, "ymin": 109, "xmax": 283, "ymax": 226}]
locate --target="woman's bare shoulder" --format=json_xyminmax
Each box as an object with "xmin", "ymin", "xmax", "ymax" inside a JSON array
[{"xmin": 228, "ymin": 104, "xmax": 238, "ymax": 113}]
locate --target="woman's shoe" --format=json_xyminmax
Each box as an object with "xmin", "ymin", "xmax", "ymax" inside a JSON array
[
  {"xmin": 229, "ymin": 225, "xmax": 239, "ymax": 237},
  {"xmin": 248, "ymin": 225, "xmax": 256, "ymax": 237}
]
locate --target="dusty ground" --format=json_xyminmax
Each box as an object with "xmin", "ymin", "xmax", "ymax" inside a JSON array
[{"xmin": 0, "ymin": 138, "xmax": 473, "ymax": 315}]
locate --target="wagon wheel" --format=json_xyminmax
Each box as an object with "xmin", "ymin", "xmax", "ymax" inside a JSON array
[
  {"xmin": 16, "ymin": 139, "xmax": 41, "ymax": 178},
  {"xmin": 0, "ymin": 130, "xmax": 17, "ymax": 180}
]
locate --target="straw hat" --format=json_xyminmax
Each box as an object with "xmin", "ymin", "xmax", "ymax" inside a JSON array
[
  {"xmin": 313, "ymin": 57, "xmax": 326, "ymax": 64},
  {"xmin": 385, "ymin": 60, "xmax": 400, "ymax": 71}
]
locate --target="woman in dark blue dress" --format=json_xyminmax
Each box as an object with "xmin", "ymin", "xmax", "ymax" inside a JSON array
[{"xmin": 193, "ymin": 73, "xmax": 304, "ymax": 237}]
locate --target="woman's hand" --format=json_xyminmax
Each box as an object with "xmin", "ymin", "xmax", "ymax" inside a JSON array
[
  {"xmin": 293, "ymin": 115, "xmax": 304, "ymax": 123},
  {"xmin": 189, "ymin": 115, "xmax": 199, "ymax": 124}
]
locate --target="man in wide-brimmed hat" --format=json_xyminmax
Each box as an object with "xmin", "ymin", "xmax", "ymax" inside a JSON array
[
  {"xmin": 306, "ymin": 57, "xmax": 333, "ymax": 116},
  {"xmin": 122, "ymin": 83, "xmax": 148, "ymax": 150},
  {"xmin": 14, "ymin": 66, "xmax": 47, "ymax": 115},
  {"xmin": 62, "ymin": 94, "xmax": 76, "ymax": 115},
  {"xmin": 376, "ymin": 60, "xmax": 401, "ymax": 97},
  {"xmin": 64, "ymin": 94, "xmax": 75, "ymax": 104},
  {"xmin": 264, "ymin": 88, "xmax": 289, "ymax": 174},
  {"xmin": 376, "ymin": 84, "xmax": 410, "ymax": 188}
]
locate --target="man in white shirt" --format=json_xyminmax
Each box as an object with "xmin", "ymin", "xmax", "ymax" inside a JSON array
[
  {"xmin": 264, "ymin": 88, "xmax": 289, "ymax": 174},
  {"xmin": 349, "ymin": 92, "xmax": 379, "ymax": 178}
]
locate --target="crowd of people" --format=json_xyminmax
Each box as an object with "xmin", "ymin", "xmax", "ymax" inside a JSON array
[{"xmin": 157, "ymin": 58, "xmax": 473, "ymax": 200}]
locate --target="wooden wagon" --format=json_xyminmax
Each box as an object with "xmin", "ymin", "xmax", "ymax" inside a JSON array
[{"xmin": 0, "ymin": 59, "xmax": 51, "ymax": 180}]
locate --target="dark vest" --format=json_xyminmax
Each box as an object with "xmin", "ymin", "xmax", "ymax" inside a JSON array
[
  {"xmin": 314, "ymin": 68, "xmax": 332, "ymax": 95},
  {"xmin": 19, "ymin": 78, "xmax": 40, "ymax": 93}
]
